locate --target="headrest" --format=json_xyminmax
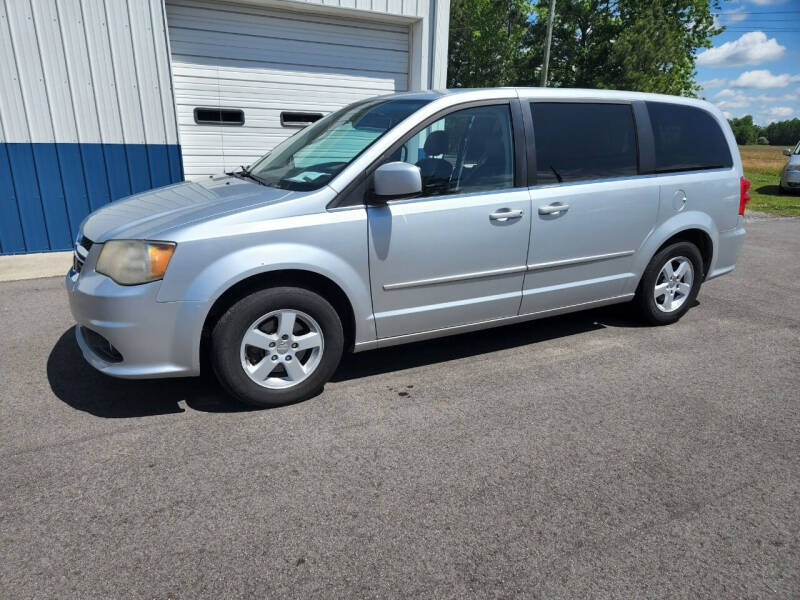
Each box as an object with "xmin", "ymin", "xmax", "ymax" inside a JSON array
[
  {"xmin": 423, "ymin": 130, "xmax": 448, "ymax": 156},
  {"xmin": 465, "ymin": 116, "xmax": 501, "ymax": 161}
]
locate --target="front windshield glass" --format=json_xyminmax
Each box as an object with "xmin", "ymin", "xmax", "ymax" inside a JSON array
[
  {"xmin": 794, "ymin": 142, "xmax": 800, "ymax": 155},
  {"xmin": 248, "ymin": 98, "xmax": 430, "ymax": 191}
]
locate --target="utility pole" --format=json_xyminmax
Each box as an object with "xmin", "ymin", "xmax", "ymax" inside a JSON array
[{"xmin": 540, "ymin": 0, "xmax": 556, "ymax": 87}]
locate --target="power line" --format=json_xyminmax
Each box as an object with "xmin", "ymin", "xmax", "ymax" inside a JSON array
[{"xmin": 713, "ymin": 10, "xmax": 800, "ymax": 15}]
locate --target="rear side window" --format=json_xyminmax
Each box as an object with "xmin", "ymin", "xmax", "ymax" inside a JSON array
[
  {"xmin": 530, "ymin": 102, "xmax": 638, "ymax": 184},
  {"xmin": 646, "ymin": 102, "xmax": 732, "ymax": 173}
]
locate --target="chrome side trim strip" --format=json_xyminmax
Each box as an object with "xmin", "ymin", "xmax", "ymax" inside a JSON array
[
  {"xmin": 383, "ymin": 251, "xmax": 635, "ymax": 291},
  {"xmin": 383, "ymin": 265, "xmax": 527, "ymax": 291},
  {"xmin": 353, "ymin": 293, "xmax": 635, "ymax": 352},
  {"xmin": 527, "ymin": 250, "xmax": 634, "ymax": 271}
]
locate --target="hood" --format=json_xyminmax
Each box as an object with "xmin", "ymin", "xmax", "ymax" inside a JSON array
[
  {"xmin": 786, "ymin": 155, "xmax": 800, "ymax": 168},
  {"xmin": 81, "ymin": 175, "xmax": 297, "ymax": 243}
]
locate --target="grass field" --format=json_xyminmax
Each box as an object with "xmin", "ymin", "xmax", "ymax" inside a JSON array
[{"xmin": 739, "ymin": 145, "xmax": 800, "ymax": 217}]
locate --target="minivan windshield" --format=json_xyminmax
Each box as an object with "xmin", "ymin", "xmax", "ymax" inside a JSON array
[{"xmin": 247, "ymin": 98, "xmax": 430, "ymax": 191}]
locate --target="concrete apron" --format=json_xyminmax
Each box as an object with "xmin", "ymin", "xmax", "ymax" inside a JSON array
[{"xmin": 0, "ymin": 251, "xmax": 72, "ymax": 282}]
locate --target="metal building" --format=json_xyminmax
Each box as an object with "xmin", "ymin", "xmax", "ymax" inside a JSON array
[{"xmin": 0, "ymin": 0, "xmax": 450, "ymax": 254}]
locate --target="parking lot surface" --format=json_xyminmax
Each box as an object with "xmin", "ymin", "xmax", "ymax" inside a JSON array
[{"xmin": 1, "ymin": 217, "xmax": 798, "ymax": 598}]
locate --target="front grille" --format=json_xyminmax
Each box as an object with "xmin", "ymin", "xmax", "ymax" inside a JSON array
[{"xmin": 73, "ymin": 235, "xmax": 94, "ymax": 273}]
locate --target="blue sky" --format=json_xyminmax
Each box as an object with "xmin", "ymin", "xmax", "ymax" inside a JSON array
[{"xmin": 696, "ymin": 0, "xmax": 800, "ymax": 124}]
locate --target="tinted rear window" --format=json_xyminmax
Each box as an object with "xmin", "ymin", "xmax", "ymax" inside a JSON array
[
  {"xmin": 531, "ymin": 102, "xmax": 638, "ymax": 184},
  {"xmin": 646, "ymin": 102, "xmax": 732, "ymax": 173}
]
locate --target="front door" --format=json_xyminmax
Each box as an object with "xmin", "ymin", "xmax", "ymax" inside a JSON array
[
  {"xmin": 520, "ymin": 101, "xmax": 659, "ymax": 314},
  {"xmin": 367, "ymin": 103, "xmax": 531, "ymax": 339}
]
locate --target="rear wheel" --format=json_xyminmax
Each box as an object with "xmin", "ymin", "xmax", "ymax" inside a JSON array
[
  {"xmin": 211, "ymin": 287, "xmax": 344, "ymax": 407},
  {"xmin": 635, "ymin": 241, "xmax": 703, "ymax": 325}
]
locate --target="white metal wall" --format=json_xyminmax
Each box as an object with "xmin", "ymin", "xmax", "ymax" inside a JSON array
[{"xmin": 0, "ymin": 0, "xmax": 182, "ymax": 254}]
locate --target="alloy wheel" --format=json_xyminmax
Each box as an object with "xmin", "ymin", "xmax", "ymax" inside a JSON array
[
  {"xmin": 239, "ymin": 309, "xmax": 324, "ymax": 389},
  {"xmin": 653, "ymin": 256, "xmax": 694, "ymax": 313}
]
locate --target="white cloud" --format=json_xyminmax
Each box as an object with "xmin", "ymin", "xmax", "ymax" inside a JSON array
[
  {"xmin": 751, "ymin": 91, "xmax": 800, "ymax": 103},
  {"xmin": 766, "ymin": 106, "xmax": 794, "ymax": 119},
  {"xmin": 700, "ymin": 78, "xmax": 727, "ymax": 90},
  {"xmin": 730, "ymin": 69, "xmax": 800, "ymax": 89},
  {"xmin": 710, "ymin": 87, "xmax": 800, "ymax": 124},
  {"xmin": 712, "ymin": 89, "xmax": 751, "ymax": 109},
  {"xmin": 696, "ymin": 32, "xmax": 786, "ymax": 67},
  {"xmin": 749, "ymin": 0, "xmax": 787, "ymax": 5},
  {"xmin": 715, "ymin": 8, "xmax": 747, "ymax": 26},
  {"xmin": 711, "ymin": 87, "xmax": 800, "ymax": 112}
]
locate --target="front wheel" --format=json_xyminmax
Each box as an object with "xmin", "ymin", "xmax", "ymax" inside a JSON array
[
  {"xmin": 211, "ymin": 287, "xmax": 344, "ymax": 408},
  {"xmin": 635, "ymin": 242, "xmax": 703, "ymax": 325}
]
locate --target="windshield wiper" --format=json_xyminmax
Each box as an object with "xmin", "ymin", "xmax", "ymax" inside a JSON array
[
  {"xmin": 549, "ymin": 165, "xmax": 563, "ymax": 183},
  {"xmin": 229, "ymin": 165, "xmax": 267, "ymax": 186}
]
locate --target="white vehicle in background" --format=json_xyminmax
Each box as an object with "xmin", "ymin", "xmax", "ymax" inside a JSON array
[{"xmin": 780, "ymin": 142, "xmax": 800, "ymax": 193}]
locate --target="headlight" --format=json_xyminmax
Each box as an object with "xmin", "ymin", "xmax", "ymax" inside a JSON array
[{"xmin": 96, "ymin": 240, "xmax": 176, "ymax": 285}]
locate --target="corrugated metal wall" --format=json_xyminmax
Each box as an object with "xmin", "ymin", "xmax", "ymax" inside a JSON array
[{"xmin": 0, "ymin": 0, "xmax": 182, "ymax": 255}]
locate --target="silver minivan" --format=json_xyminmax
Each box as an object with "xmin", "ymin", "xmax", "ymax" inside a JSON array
[
  {"xmin": 66, "ymin": 88, "xmax": 748, "ymax": 407},
  {"xmin": 780, "ymin": 141, "xmax": 800, "ymax": 192}
]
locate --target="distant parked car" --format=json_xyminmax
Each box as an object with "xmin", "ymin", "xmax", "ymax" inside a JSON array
[
  {"xmin": 66, "ymin": 88, "xmax": 749, "ymax": 407},
  {"xmin": 779, "ymin": 142, "xmax": 800, "ymax": 193}
]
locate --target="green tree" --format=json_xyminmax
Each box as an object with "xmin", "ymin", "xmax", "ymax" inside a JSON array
[
  {"xmin": 728, "ymin": 115, "xmax": 759, "ymax": 145},
  {"xmin": 517, "ymin": 0, "xmax": 722, "ymax": 96},
  {"xmin": 761, "ymin": 119, "xmax": 800, "ymax": 146},
  {"xmin": 448, "ymin": 0, "xmax": 532, "ymax": 88}
]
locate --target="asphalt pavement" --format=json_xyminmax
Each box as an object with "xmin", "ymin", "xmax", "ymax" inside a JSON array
[{"xmin": 1, "ymin": 216, "xmax": 798, "ymax": 598}]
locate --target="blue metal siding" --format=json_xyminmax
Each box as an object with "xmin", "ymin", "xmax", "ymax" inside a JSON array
[{"xmin": 0, "ymin": 143, "xmax": 183, "ymax": 254}]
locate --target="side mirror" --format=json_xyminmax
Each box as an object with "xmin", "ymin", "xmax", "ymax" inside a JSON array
[
  {"xmin": 784, "ymin": 149, "xmax": 792, "ymax": 156},
  {"xmin": 371, "ymin": 162, "xmax": 422, "ymax": 203}
]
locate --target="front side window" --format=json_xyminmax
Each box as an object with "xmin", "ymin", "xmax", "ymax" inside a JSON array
[
  {"xmin": 531, "ymin": 102, "xmax": 638, "ymax": 185},
  {"xmin": 647, "ymin": 102, "xmax": 733, "ymax": 173},
  {"xmin": 382, "ymin": 104, "xmax": 516, "ymax": 197},
  {"xmin": 248, "ymin": 98, "xmax": 429, "ymax": 191}
]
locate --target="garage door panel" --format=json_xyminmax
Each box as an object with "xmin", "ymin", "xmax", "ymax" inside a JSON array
[
  {"xmin": 173, "ymin": 75, "xmax": 403, "ymax": 105},
  {"xmin": 171, "ymin": 64, "xmax": 406, "ymax": 93},
  {"xmin": 167, "ymin": 0, "xmax": 410, "ymax": 180},
  {"xmin": 169, "ymin": 35, "xmax": 408, "ymax": 76},
  {"xmin": 169, "ymin": 0, "xmax": 409, "ymax": 35},
  {"xmin": 167, "ymin": 4, "xmax": 409, "ymax": 51}
]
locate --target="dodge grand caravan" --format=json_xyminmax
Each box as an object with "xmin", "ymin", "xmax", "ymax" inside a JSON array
[{"xmin": 66, "ymin": 88, "xmax": 748, "ymax": 407}]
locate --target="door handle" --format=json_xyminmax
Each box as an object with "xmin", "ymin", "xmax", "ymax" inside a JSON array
[
  {"xmin": 538, "ymin": 202, "xmax": 570, "ymax": 215},
  {"xmin": 489, "ymin": 208, "xmax": 524, "ymax": 221}
]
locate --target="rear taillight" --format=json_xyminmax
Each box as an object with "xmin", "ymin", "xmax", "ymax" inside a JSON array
[{"xmin": 739, "ymin": 176, "xmax": 751, "ymax": 215}]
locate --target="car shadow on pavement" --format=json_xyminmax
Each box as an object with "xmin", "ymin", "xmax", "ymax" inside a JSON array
[
  {"xmin": 47, "ymin": 328, "xmax": 252, "ymax": 418},
  {"xmin": 332, "ymin": 303, "xmax": 645, "ymax": 382},
  {"xmin": 48, "ymin": 303, "xmax": 649, "ymax": 417}
]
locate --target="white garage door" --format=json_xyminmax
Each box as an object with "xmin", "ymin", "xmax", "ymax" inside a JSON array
[{"xmin": 166, "ymin": 0, "xmax": 410, "ymax": 179}]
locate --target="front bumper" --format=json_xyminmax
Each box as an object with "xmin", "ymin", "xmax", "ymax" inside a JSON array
[
  {"xmin": 780, "ymin": 170, "xmax": 800, "ymax": 190},
  {"xmin": 66, "ymin": 267, "xmax": 208, "ymax": 378}
]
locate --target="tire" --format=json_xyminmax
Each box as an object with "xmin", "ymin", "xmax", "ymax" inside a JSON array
[
  {"xmin": 635, "ymin": 241, "xmax": 703, "ymax": 326},
  {"xmin": 211, "ymin": 287, "xmax": 344, "ymax": 408}
]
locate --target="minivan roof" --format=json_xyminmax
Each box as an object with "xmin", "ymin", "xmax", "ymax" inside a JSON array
[{"xmin": 383, "ymin": 87, "xmax": 719, "ymax": 112}]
